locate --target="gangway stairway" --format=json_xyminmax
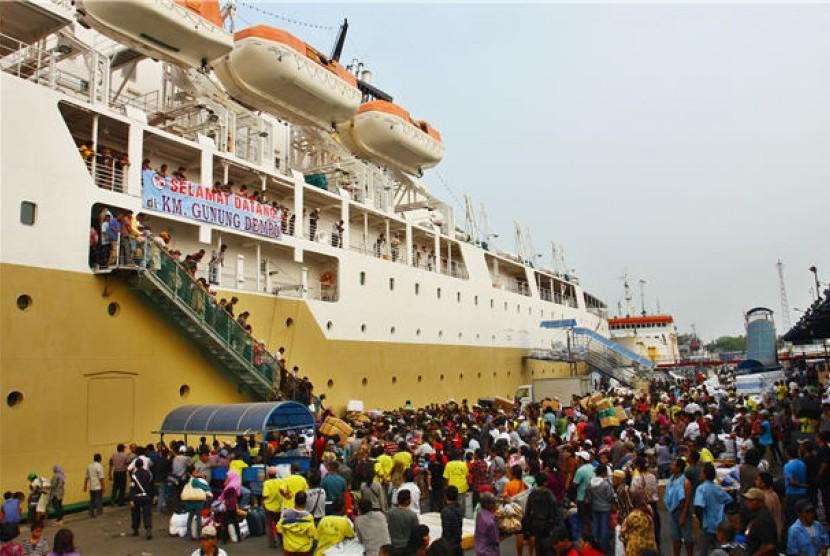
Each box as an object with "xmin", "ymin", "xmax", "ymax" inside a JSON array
[
  {"xmin": 539, "ymin": 320, "xmax": 654, "ymax": 387},
  {"xmin": 96, "ymin": 240, "xmax": 287, "ymax": 401}
]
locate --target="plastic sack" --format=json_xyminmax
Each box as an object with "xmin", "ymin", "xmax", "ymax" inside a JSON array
[{"xmin": 324, "ymin": 539, "xmax": 365, "ymax": 555}]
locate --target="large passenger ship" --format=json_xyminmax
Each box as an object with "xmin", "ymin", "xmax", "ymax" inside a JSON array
[{"xmin": 0, "ymin": 0, "xmax": 609, "ymax": 504}]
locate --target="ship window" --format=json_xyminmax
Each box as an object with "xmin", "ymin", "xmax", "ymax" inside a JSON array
[
  {"xmin": 326, "ymin": 321, "xmax": 333, "ymax": 331},
  {"xmin": 438, "ymin": 330, "xmax": 443, "ymax": 338},
  {"xmin": 390, "ymin": 326, "xmax": 396, "ymax": 335},
  {"xmin": 392, "ymin": 376, "xmax": 397, "ymax": 384},
  {"xmin": 491, "ymin": 299, "xmax": 494, "ymax": 309},
  {"xmin": 415, "ymin": 283, "xmax": 420, "ymax": 295},
  {"xmin": 458, "ymin": 332, "xmax": 463, "ymax": 339},
  {"xmin": 417, "ymin": 375, "xmax": 423, "ymax": 382},
  {"xmin": 6, "ymin": 391, "xmax": 23, "ymax": 407},
  {"xmin": 360, "ymin": 323, "xmax": 367, "ymax": 333},
  {"xmin": 517, "ymin": 304, "xmax": 520, "ymax": 313},
  {"xmin": 359, "ymin": 271, "xmax": 366, "ymax": 285},
  {"xmin": 179, "ymin": 384, "xmax": 190, "ymax": 398},
  {"xmin": 439, "ymin": 374, "xmax": 445, "ymax": 381},
  {"xmin": 20, "ymin": 201, "xmax": 36, "ymax": 225},
  {"xmin": 474, "ymin": 296, "xmax": 479, "ymax": 306},
  {"xmin": 437, "ymin": 287, "xmax": 441, "ymax": 299},
  {"xmin": 389, "ymin": 278, "xmax": 395, "ymax": 291},
  {"xmin": 477, "ymin": 372, "xmax": 482, "ymax": 378},
  {"xmin": 456, "ymin": 292, "xmax": 461, "ymax": 303},
  {"xmin": 16, "ymin": 295, "xmax": 32, "ymax": 311},
  {"xmin": 504, "ymin": 302, "xmax": 508, "ymax": 311},
  {"xmin": 416, "ymin": 328, "xmax": 421, "ymax": 336},
  {"xmin": 459, "ymin": 373, "xmax": 463, "ymax": 380},
  {"xmin": 476, "ymin": 333, "xmax": 480, "ymax": 340},
  {"xmin": 285, "ymin": 318, "xmax": 294, "ymax": 328},
  {"xmin": 362, "ymin": 377, "xmax": 368, "ymax": 386},
  {"xmin": 327, "ymin": 379, "xmax": 334, "ymax": 388},
  {"xmin": 107, "ymin": 302, "xmax": 120, "ymax": 317}
]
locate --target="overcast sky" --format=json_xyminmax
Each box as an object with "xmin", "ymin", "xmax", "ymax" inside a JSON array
[{"xmin": 240, "ymin": 3, "xmax": 830, "ymax": 340}]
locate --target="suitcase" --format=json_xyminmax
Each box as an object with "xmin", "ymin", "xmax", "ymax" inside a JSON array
[{"xmin": 246, "ymin": 506, "xmax": 266, "ymax": 537}]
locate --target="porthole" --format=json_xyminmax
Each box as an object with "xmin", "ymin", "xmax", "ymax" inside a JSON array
[
  {"xmin": 504, "ymin": 302, "xmax": 508, "ymax": 311},
  {"xmin": 179, "ymin": 384, "xmax": 190, "ymax": 398},
  {"xmin": 361, "ymin": 377, "xmax": 368, "ymax": 386},
  {"xmin": 392, "ymin": 376, "xmax": 398, "ymax": 384},
  {"xmin": 490, "ymin": 299, "xmax": 494, "ymax": 309},
  {"xmin": 508, "ymin": 371, "xmax": 511, "ymax": 377},
  {"xmin": 359, "ymin": 271, "xmax": 366, "ymax": 285},
  {"xmin": 416, "ymin": 328, "xmax": 421, "ymax": 336},
  {"xmin": 528, "ymin": 307, "xmax": 532, "ymax": 315},
  {"xmin": 438, "ymin": 330, "xmax": 443, "ymax": 338},
  {"xmin": 20, "ymin": 201, "xmax": 36, "ymax": 225},
  {"xmin": 361, "ymin": 323, "xmax": 367, "ymax": 333},
  {"xmin": 459, "ymin": 373, "xmax": 464, "ymax": 380},
  {"xmin": 458, "ymin": 332, "xmax": 463, "ymax": 339},
  {"xmin": 477, "ymin": 372, "xmax": 482, "ymax": 379},
  {"xmin": 285, "ymin": 317, "xmax": 294, "ymax": 327},
  {"xmin": 107, "ymin": 302, "xmax": 120, "ymax": 317},
  {"xmin": 436, "ymin": 287, "xmax": 441, "ymax": 299},
  {"xmin": 491, "ymin": 334, "xmax": 496, "ymax": 341},
  {"xmin": 439, "ymin": 374, "xmax": 445, "ymax": 381},
  {"xmin": 492, "ymin": 371, "xmax": 497, "ymax": 378},
  {"xmin": 389, "ymin": 277, "xmax": 395, "ymax": 291},
  {"xmin": 16, "ymin": 294, "xmax": 32, "ymax": 311},
  {"xmin": 327, "ymin": 379, "xmax": 334, "ymax": 388},
  {"xmin": 415, "ymin": 283, "xmax": 420, "ymax": 295},
  {"xmin": 390, "ymin": 326, "xmax": 396, "ymax": 335},
  {"xmin": 474, "ymin": 296, "xmax": 479, "ymax": 306},
  {"xmin": 417, "ymin": 375, "xmax": 423, "ymax": 383},
  {"xmin": 516, "ymin": 304, "xmax": 520, "ymax": 313},
  {"xmin": 326, "ymin": 321, "xmax": 333, "ymax": 331},
  {"xmin": 6, "ymin": 391, "xmax": 23, "ymax": 408},
  {"xmin": 456, "ymin": 292, "xmax": 461, "ymax": 303}
]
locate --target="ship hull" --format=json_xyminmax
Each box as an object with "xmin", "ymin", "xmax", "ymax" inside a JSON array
[{"xmin": 1, "ymin": 262, "xmax": 582, "ymax": 506}]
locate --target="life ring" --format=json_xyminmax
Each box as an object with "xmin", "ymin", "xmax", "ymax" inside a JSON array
[{"xmin": 321, "ymin": 271, "xmax": 335, "ymax": 288}]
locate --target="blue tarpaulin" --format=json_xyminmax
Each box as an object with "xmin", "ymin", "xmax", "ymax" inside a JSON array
[{"xmin": 157, "ymin": 402, "xmax": 314, "ymax": 436}]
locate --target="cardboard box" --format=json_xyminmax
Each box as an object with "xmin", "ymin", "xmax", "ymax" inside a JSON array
[
  {"xmin": 319, "ymin": 416, "xmax": 353, "ymax": 439},
  {"xmin": 596, "ymin": 398, "xmax": 612, "ymax": 411},
  {"xmin": 599, "ymin": 416, "xmax": 619, "ymax": 428},
  {"xmin": 542, "ymin": 399, "xmax": 561, "ymax": 412},
  {"xmin": 614, "ymin": 406, "xmax": 628, "ymax": 421},
  {"xmin": 493, "ymin": 396, "xmax": 515, "ymax": 411}
]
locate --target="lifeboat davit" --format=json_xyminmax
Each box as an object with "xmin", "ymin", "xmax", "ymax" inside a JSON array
[
  {"xmin": 76, "ymin": 0, "xmax": 233, "ymax": 69},
  {"xmin": 337, "ymin": 101, "xmax": 444, "ymax": 175},
  {"xmin": 214, "ymin": 26, "xmax": 362, "ymax": 129}
]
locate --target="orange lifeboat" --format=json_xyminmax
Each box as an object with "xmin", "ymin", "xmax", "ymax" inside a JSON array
[
  {"xmin": 337, "ymin": 100, "xmax": 444, "ymax": 175},
  {"xmin": 77, "ymin": 0, "xmax": 233, "ymax": 69},
  {"xmin": 214, "ymin": 26, "xmax": 362, "ymax": 129}
]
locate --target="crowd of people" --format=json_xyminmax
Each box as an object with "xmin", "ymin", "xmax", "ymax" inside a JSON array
[{"xmin": 5, "ymin": 363, "xmax": 830, "ymax": 555}]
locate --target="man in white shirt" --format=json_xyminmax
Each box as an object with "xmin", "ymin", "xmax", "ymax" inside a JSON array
[
  {"xmin": 393, "ymin": 469, "xmax": 422, "ymax": 514},
  {"xmin": 84, "ymin": 453, "xmax": 106, "ymax": 518},
  {"xmin": 684, "ymin": 419, "xmax": 701, "ymax": 442}
]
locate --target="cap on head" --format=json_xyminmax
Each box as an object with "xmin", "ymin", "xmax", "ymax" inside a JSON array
[
  {"xmin": 27, "ymin": 472, "xmax": 37, "ymax": 481},
  {"xmin": 200, "ymin": 524, "xmax": 217, "ymax": 538},
  {"xmin": 795, "ymin": 498, "xmax": 816, "ymax": 514}
]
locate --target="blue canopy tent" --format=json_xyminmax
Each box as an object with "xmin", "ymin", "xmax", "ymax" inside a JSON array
[{"xmin": 156, "ymin": 402, "xmax": 315, "ymax": 471}]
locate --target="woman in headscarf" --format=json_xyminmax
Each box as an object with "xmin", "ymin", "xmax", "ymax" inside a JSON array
[
  {"xmin": 620, "ymin": 489, "xmax": 657, "ymax": 556},
  {"xmin": 217, "ymin": 471, "xmax": 241, "ymax": 544},
  {"xmin": 49, "ymin": 465, "xmax": 66, "ymax": 525}
]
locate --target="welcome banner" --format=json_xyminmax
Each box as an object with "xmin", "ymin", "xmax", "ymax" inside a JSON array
[{"xmin": 142, "ymin": 170, "xmax": 282, "ymax": 240}]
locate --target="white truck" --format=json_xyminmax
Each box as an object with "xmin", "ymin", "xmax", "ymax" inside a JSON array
[{"xmin": 514, "ymin": 376, "xmax": 593, "ymax": 410}]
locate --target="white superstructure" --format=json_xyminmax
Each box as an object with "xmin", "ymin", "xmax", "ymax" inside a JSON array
[{"xmin": 0, "ymin": 1, "xmax": 609, "ymax": 355}]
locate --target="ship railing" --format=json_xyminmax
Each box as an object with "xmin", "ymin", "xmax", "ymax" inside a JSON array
[
  {"xmin": 446, "ymin": 261, "xmax": 469, "ymax": 280},
  {"xmin": 103, "ymin": 234, "xmax": 281, "ymax": 387},
  {"xmin": 84, "ymin": 157, "xmax": 127, "ymax": 192},
  {"xmin": 0, "ymin": 32, "xmax": 110, "ymax": 105},
  {"xmin": 540, "ymin": 290, "xmax": 552, "ymax": 302},
  {"xmin": 506, "ymin": 282, "xmax": 532, "ymax": 297},
  {"xmin": 303, "ymin": 221, "xmax": 345, "ymax": 248}
]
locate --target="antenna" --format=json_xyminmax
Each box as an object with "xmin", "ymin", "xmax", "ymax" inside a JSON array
[
  {"xmin": 639, "ymin": 279, "xmax": 647, "ymax": 316},
  {"xmin": 620, "ymin": 271, "xmax": 633, "ymax": 316},
  {"xmin": 656, "ymin": 297, "xmax": 662, "ymax": 314},
  {"xmin": 525, "ymin": 226, "xmax": 536, "ymax": 267},
  {"xmin": 463, "ymin": 194, "xmax": 479, "ymax": 244},
  {"xmin": 514, "ymin": 222, "xmax": 528, "ymax": 264},
  {"xmin": 617, "ymin": 301, "xmax": 623, "ymax": 317},
  {"xmin": 777, "ymin": 260, "xmax": 792, "ymax": 330},
  {"xmin": 330, "ymin": 19, "xmax": 348, "ymax": 62}
]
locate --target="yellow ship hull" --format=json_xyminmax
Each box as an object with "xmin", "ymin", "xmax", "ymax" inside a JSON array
[{"xmin": 1, "ymin": 262, "xmax": 584, "ymax": 505}]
